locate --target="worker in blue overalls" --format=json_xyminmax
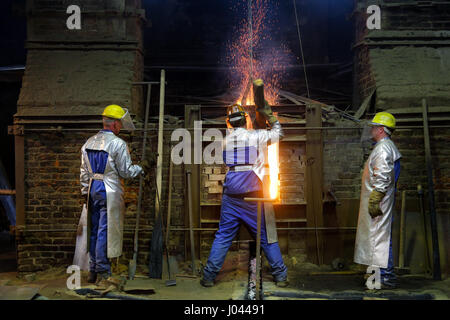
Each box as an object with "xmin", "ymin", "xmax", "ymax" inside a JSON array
[
  {"xmin": 354, "ymin": 112, "xmax": 402, "ymax": 289},
  {"xmin": 201, "ymin": 101, "xmax": 288, "ymax": 288},
  {"xmin": 80, "ymin": 105, "xmax": 143, "ymax": 283}
]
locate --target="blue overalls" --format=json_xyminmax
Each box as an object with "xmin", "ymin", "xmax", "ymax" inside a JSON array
[
  {"xmin": 203, "ymin": 145, "xmax": 288, "ymax": 282},
  {"xmin": 380, "ymin": 159, "xmax": 401, "ymax": 284},
  {"xmin": 87, "ymin": 130, "xmax": 111, "ymax": 274}
]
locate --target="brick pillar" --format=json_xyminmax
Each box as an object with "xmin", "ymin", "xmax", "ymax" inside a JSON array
[{"xmin": 14, "ymin": 0, "xmax": 145, "ymax": 273}]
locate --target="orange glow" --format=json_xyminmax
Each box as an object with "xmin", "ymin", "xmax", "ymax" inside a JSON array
[
  {"xmin": 227, "ymin": 0, "xmax": 291, "ymax": 106},
  {"xmin": 227, "ymin": 0, "xmax": 290, "ymax": 199},
  {"xmin": 268, "ymin": 142, "xmax": 279, "ymax": 199}
]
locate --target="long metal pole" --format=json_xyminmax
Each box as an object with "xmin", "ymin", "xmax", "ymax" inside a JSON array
[
  {"xmin": 129, "ymin": 82, "xmax": 152, "ymax": 279},
  {"xmin": 256, "ymin": 201, "xmax": 262, "ymax": 300},
  {"xmin": 155, "ymin": 70, "xmax": 166, "ymax": 224},
  {"xmin": 422, "ymin": 98, "xmax": 441, "ymax": 280},
  {"xmin": 398, "ymin": 191, "xmax": 406, "ymax": 268},
  {"xmin": 186, "ymin": 170, "xmax": 197, "ymax": 275}
]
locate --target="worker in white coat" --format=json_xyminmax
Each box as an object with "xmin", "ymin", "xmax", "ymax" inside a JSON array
[
  {"xmin": 80, "ymin": 104, "xmax": 143, "ymax": 283},
  {"xmin": 354, "ymin": 112, "xmax": 401, "ymax": 289}
]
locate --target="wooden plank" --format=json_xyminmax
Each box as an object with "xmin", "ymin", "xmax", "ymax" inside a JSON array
[{"xmin": 305, "ymin": 104, "xmax": 324, "ymax": 265}]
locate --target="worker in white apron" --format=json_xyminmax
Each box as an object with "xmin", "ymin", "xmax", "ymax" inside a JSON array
[
  {"xmin": 354, "ymin": 112, "xmax": 402, "ymax": 289},
  {"xmin": 80, "ymin": 104, "xmax": 143, "ymax": 283}
]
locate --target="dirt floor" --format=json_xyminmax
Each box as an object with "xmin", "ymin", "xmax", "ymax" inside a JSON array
[{"xmin": 0, "ymin": 242, "xmax": 449, "ymax": 300}]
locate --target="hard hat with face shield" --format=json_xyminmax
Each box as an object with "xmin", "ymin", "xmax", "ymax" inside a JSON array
[
  {"xmin": 226, "ymin": 104, "xmax": 248, "ymax": 128},
  {"xmin": 102, "ymin": 104, "xmax": 136, "ymax": 130},
  {"xmin": 369, "ymin": 112, "xmax": 396, "ymax": 135},
  {"xmin": 361, "ymin": 111, "xmax": 396, "ymax": 143}
]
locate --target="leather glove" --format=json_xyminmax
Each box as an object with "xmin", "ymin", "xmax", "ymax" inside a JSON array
[
  {"xmin": 139, "ymin": 159, "xmax": 151, "ymax": 176},
  {"xmin": 258, "ymin": 100, "xmax": 278, "ymax": 126},
  {"xmin": 368, "ymin": 190, "xmax": 385, "ymax": 218}
]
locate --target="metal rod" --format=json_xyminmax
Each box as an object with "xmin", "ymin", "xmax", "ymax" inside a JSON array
[
  {"xmin": 0, "ymin": 190, "xmax": 16, "ymax": 195},
  {"xmin": 418, "ymin": 184, "xmax": 432, "ymax": 275},
  {"xmin": 186, "ymin": 170, "xmax": 197, "ymax": 275},
  {"xmin": 256, "ymin": 201, "xmax": 261, "ymax": 300},
  {"xmin": 23, "ymin": 226, "xmax": 358, "ymax": 233},
  {"xmin": 422, "ymin": 98, "xmax": 441, "ymax": 280},
  {"xmin": 155, "ymin": 69, "xmax": 166, "ymax": 229},
  {"xmin": 398, "ymin": 190, "xmax": 406, "ymax": 268},
  {"xmin": 22, "ymin": 125, "xmax": 450, "ymax": 132}
]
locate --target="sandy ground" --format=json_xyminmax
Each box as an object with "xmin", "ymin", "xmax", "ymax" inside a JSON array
[
  {"xmin": 0, "ymin": 247, "xmax": 449, "ymax": 300},
  {"xmin": 0, "ymin": 232, "xmax": 448, "ymax": 300}
]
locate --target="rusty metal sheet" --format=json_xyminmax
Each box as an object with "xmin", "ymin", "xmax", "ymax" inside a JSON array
[
  {"xmin": 0, "ymin": 285, "xmax": 40, "ymax": 300},
  {"xmin": 123, "ymin": 279, "xmax": 156, "ymax": 295}
]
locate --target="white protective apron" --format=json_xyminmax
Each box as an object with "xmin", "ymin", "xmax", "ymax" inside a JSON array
[
  {"xmin": 81, "ymin": 131, "xmax": 141, "ymax": 259},
  {"xmin": 354, "ymin": 138, "xmax": 401, "ymax": 268}
]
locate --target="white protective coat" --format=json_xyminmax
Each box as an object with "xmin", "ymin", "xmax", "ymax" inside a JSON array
[
  {"xmin": 354, "ymin": 137, "xmax": 401, "ymax": 268},
  {"xmin": 223, "ymin": 121, "xmax": 284, "ymax": 181},
  {"xmin": 80, "ymin": 130, "xmax": 142, "ymax": 258}
]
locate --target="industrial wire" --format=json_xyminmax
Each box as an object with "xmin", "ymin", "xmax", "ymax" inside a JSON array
[{"xmin": 293, "ymin": 0, "xmax": 310, "ymax": 98}]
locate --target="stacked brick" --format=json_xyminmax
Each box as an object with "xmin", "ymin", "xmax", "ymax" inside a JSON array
[
  {"xmin": 279, "ymin": 143, "xmax": 306, "ymax": 204},
  {"xmin": 201, "ymin": 165, "xmax": 227, "ymax": 204}
]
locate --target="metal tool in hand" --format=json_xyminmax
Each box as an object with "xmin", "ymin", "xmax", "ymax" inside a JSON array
[{"xmin": 243, "ymin": 197, "xmax": 277, "ymax": 300}]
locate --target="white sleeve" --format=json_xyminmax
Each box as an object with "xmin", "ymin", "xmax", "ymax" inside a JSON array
[
  {"xmin": 113, "ymin": 140, "xmax": 143, "ymax": 179},
  {"xmin": 80, "ymin": 147, "xmax": 90, "ymax": 195},
  {"xmin": 256, "ymin": 121, "xmax": 284, "ymax": 146}
]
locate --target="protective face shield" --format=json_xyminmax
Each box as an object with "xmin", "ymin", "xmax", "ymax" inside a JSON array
[
  {"xmin": 227, "ymin": 104, "xmax": 248, "ymax": 128},
  {"xmin": 360, "ymin": 121, "xmax": 374, "ymax": 143},
  {"xmin": 120, "ymin": 108, "xmax": 136, "ymax": 131}
]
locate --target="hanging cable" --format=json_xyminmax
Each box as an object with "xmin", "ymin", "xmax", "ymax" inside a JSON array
[
  {"xmin": 293, "ymin": 0, "xmax": 310, "ymax": 98},
  {"xmin": 248, "ymin": 0, "xmax": 254, "ymax": 80}
]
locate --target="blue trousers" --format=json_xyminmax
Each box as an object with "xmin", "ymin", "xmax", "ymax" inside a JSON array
[
  {"xmin": 203, "ymin": 193, "xmax": 287, "ymax": 282},
  {"xmin": 89, "ymin": 188, "xmax": 110, "ymax": 274},
  {"xmin": 380, "ymin": 217, "xmax": 396, "ymax": 283}
]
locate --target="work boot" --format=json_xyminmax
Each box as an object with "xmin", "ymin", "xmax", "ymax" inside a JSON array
[
  {"xmin": 95, "ymin": 272, "xmax": 111, "ymax": 288},
  {"xmin": 275, "ymin": 280, "xmax": 289, "ymax": 288},
  {"xmin": 200, "ymin": 278, "xmax": 214, "ymax": 287},
  {"xmin": 87, "ymin": 271, "xmax": 97, "ymax": 284},
  {"xmin": 380, "ymin": 279, "xmax": 397, "ymax": 290}
]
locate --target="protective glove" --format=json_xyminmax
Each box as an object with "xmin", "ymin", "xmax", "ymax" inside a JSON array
[
  {"xmin": 258, "ymin": 100, "xmax": 278, "ymax": 126},
  {"xmin": 368, "ymin": 190, "xmax": 385, "ymax": 218},
  {"xmin": 139, "ymin": 159, "xmax": 151, "ymax": 176}
]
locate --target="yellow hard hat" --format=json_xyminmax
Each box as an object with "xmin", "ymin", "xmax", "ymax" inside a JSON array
[
  {"xmin": 370, "ymin": 112, "xmax": 396, "ymax": 129},
  {"xmin": 102, "ymin": 104, "xmax": 126, "ymax": 120},
  {"xmin": 227, "ymin": 103, "xmax": 246, "ymax": 117},
  {"xmin": 227, "ymin": 104, "xmax": 247, "ymax": 127}
]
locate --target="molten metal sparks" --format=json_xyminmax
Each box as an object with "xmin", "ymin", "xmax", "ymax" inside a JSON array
[
  {"xmin": 227, "ymin": 0, "xmax": 291, "ymax": 200},
  {"xmin": 227, "ymin": 0, "xmax": 291, "ymax": 105}
]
